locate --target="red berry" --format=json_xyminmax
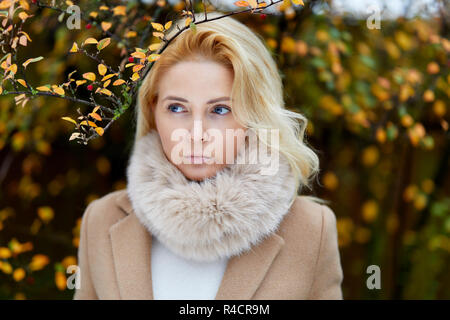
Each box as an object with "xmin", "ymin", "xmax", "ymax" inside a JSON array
[
  {"xmin": 128, "ymin": 57, "xmax": 134, "ymax": 63},
  {"xmin": 260, "ymin": 14, "xmax": 267, "ymax": 20},
  {"xmin": 87, "ymin": 84, "xmax": 93, "ymax": 91},
  {"xmin": 32, "ymin": 0, "xmax": 37, "ymax": 3},
  {"xmin": 86, "ymin": 23, "xmax": 92, "ymax": 29}
]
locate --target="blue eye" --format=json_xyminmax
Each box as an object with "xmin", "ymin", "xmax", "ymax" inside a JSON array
[
  {"xmin": 213, "ymin": 105, "xmax": 231, "ymax": 115},
  {"xmin": 168, "ymin": 104, "xmax": 185, "ymax": 113}
]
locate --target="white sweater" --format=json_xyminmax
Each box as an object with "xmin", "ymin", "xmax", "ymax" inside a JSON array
[{"xmin": 151, "ymin": 235, "xmax": 229, "ymax": 300}]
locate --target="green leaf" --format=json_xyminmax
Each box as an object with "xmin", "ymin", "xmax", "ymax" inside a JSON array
[
  {"xmin": 58, "ymin": 12, "xmax": 65, "ymax": 22},
  {"xmin": 97, "ymin": 38, "xmax": 111, "ymax": 51},
  {"xmin": 189, "ymin": 22, "xmax": 197, "ymax": 33},
  {"xmin": 360, "ymin": 55, "xmax": 376, "ymax": 69}
]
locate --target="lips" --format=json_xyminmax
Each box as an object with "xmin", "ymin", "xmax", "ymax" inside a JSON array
[{"xmin": 184, "ymin": 155, "xmax": 212, "ymax": 164}]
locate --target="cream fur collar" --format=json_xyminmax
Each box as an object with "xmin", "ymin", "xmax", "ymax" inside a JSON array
[{"xmin": 126, "ymin": 129, "xmax": 298, "ymax": 262}]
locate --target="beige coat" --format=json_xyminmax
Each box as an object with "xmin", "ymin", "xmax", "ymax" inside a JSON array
[{"xmin": 73, "ymin": 189, "xmax": 344, "ymax": 300}]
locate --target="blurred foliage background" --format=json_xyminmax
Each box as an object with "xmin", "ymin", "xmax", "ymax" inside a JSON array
[{"xmin": 0, "ymin": 0, "xmax": 448, "ymax": 299}]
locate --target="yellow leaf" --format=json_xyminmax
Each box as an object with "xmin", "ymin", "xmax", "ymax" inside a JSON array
[
  {"xmin": 291, "ymin": 0, "xmax": 304, "ymax": 5},
  {"xmin": 164, "ymin": 21, "xmax": 172, "ymax": 30},
  {"xmin": 82, "ymin": 72, "xmax": 96, "ymax": 81},
  {"xmin": 99, "ymin": 5, "xmax": 109, "ymax": 10},
  {"xmin": 83, "ymin": 37, "xmax": 98, "ymax": 45},
  {"xmin": 37, "ymin": 86, "xmax": 51, "ymax": 92},
  {"xmin": 125, "ymin": 31, "xmax": 137, "ymax": 38},
  {"xmin": 151, "ymin": 22, "xmax": 164, "ymax": 32},
  {"xmin": 131, "ymin": 73, "xmax": 140, "ymax": 81},
  {"xmin": 148, "ymin": 43, "xmax": 161, "ymax": 51},
  {"xmin": 90, "ymin": 112, "xmax": 102, "ymax": 121},
  {"xmin": 61, "ymin": 117, "xmax": 77, "ymax": 125},
  {"xmin": 0, "ymin": 247, "xmax": 11, "ymax": 259},
  {"xmin": 92, "ymin": 106, "xmax": 100, "ymax": 113},
  {"xmin": 0, "ymin": 0, "xmax": 13, "ymax": 10},
  {"xmin": 248, "ymin": 0, "xmax": 257, "ymax": 9},
  {"xmin": 80, "ymin": 120, "xmax": 98, "ymax": 127},
  {"xmin": 70, "ymin": 42, "xmax": 78, "ymax": 53},
  {"xmin": 9, "ymin": 64, "xmax": 17, "ymax": 74},
  {"xmin": 125, "ymin": 63, "xmax": 135, "ymax": 68},
  {"xmin": 17, "ymin": 79, "xmax": 27, "ymax": 87},
  {"xmin": 19, "ymin": 0, "xmax": 29, "ymax": 10},
  {"xmin": 97, "ymin": 38, "xmax": 111, "ymax": 51},
  {"xmin": 147, "ymin": 53, "xmax": 160, "ymax": 62},
  {"xmin": 103, "ymin": 79, "xmax": 110, "ymax": 88},
  {"xmin": 101, "ymin": 22, "xmax": 112, "ymax": 32},
  {"xmin": 113, "ymin": 5, "xmax": 126, "ymax": 16},
  {"xmin": 101, "ymin": 73, "xmax": 116, "ymax": 81},
  {"xmin": 113, "ymin": 79, "xmax": 126, "ymax": 86},
  {"xmin": 13, "ymin": 268, "xmax": 26, "ymax": 282},
  {"xmin": 95, "ymin": 127, "xmax": 104, "ymax": 136},
  {"xmin": 18, "ymin": 11, "xmax": 29, "ymax": 21},
  {"xmin": 53, "ymin": 87, "xmax": 65, "ymax": 95},
  {"xmin": 184, "ymin": 17, "xmax": 192, "ymax": 27},
  {"xmin": 76, "ymin": 80, "xmax": 86, "ymax": 86},
  {"xmin": 55, "ymin": 271, "xmax": 67, "ymax": 290},
  {"xmin": 98, "ymin": 64, "xmax": 107, "ymax": 76},
  {"xmin": 133, "ymin": 64, "xmax": 144, "ymax": 73},
  {"xmin": 89, "ymin": 11, "xmax": 98, "ymax": 18},
  {"xmin": 99, "ymin": 88, "xmax": 112, "ymax": 96},
  {"xmin": 37, "ymin": 206, "xmax": 54, "ymax": 223},
  {"xmin": 131, "ymin": 51, "xmax": 146, "ymax": 59},
  {"xmin": 29, "ymin": 254, "xmax": 49, "ymax": 271},
  {"xmin": 152, "ymin": 31, "xmax": 165, "ymax": 39}
]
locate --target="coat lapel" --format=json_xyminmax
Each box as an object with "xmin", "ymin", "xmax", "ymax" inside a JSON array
[{"xmin": 111, "ymin": 190, "xmax": 285, "ymax": 300}]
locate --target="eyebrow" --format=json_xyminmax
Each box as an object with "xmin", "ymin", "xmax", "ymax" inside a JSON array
[{"xmin": 162, "ymin": 96, "xmax": 230, "ymax": 104}]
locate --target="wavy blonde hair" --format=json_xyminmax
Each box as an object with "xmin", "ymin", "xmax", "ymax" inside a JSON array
[{"xmin": 134, "ymin": 11, "xmax": 327, "ymax": 207}]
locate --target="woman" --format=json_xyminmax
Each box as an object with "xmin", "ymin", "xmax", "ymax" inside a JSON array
[{"xmin": 73, "ymin": 11, "xmax": 344, "ymax": 300}]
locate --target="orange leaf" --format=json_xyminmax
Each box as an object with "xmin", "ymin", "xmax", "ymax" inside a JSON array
[
  {"xmin": 152, "ymin": 32, "xmax": 164, "ymax": 39},
  {"xmin": 133, "ymin": 64, "xmax": 144, "ymax": 73},
  {"xmin": 113, "ymin": 5, "xmax": 126, "ymax": 16},
  {"xmin": 80, "ymin": 120, "xmax": 98, "ymax": 127},
  {"xmin": 90, "ymin": 112, "xmax": 102, "ymax": 121},
  {"xmin": 113, "ymin": 79, "xmax": 126, "ymax": 86},
  {"xmin": 95, "ymin": 127, "xmax": 104, "ymax": 136},
  {"xmin": 234, "ymin": 1, "xmax": 249, "ymax": 7},
  {"xmin": 17, "ymin": 79, "xmax": 27, "ymax": 87},
  {"xmin": 101, "ymin": 22, "xmax": 112, "ymax": 32},
  {"xmin": 83, "ymin": 37, "xmax": 98, "ymax": 45}
]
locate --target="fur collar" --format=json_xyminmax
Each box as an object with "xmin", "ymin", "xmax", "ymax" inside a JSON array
[{"xmin": 126, "ymin": 129, "xmax": 297, "ymax": 262}]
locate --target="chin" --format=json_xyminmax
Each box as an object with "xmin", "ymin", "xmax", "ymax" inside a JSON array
[{"xmin": 178, "ymin": 164, "xmax": 224, "ymax": 182}]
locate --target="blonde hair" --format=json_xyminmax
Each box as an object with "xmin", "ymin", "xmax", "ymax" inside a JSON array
[{"xmin": 134, "ymin": 11, "xmax": 328, "ymax": 207}]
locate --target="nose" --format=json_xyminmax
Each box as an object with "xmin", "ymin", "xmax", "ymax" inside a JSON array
[{"xmin": 189, "ymin": 119, "xmax": 208, "ymax": 142}]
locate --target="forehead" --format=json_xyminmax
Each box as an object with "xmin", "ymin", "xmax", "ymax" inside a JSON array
[{"xmin": 157, "ymin": 60, "xmax": 234, "ymax": 96}]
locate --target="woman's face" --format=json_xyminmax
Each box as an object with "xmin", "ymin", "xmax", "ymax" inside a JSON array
[{"xmin": 152, "ymin": 59, "xmax": 248, "ymax": 182}]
